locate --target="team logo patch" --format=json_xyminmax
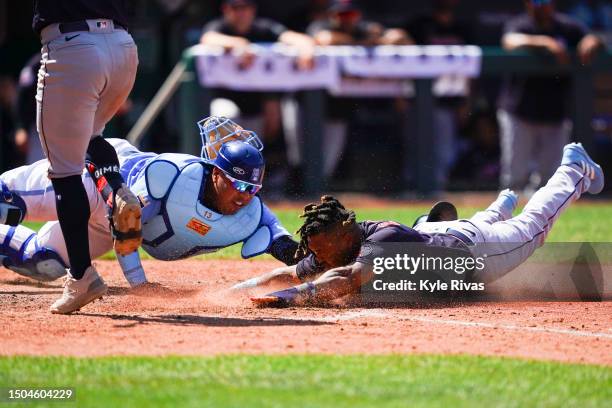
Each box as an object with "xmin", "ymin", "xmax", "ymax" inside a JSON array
[
  {"xmin": 251, "ymin": 168, "xmax": 260, "ymax": 182},
  {"xmin": 186, "ymin": 218, "xmax": 211, "ymax": 236},
  {"xmin": 232, "ymin": 167, "xmax": 246, "ymax": 175}
]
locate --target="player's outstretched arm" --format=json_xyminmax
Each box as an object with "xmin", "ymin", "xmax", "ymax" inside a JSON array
[
  {"xmin": 231, "ymin": 265, "xmax": 301, "ymax": 291},
  {"xmin": 251, "ymin": 262, "xmax": 374, "ymax": 307}
]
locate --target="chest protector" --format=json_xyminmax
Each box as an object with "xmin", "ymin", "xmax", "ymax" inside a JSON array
[{"xmin": 141, "ymin": 162, "xmax": 262, "ymax": 260}]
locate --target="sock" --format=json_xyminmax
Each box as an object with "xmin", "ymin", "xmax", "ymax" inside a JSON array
[
  {"xmin": 51, "ymin": 175, "xmax": 91, "ymax": 279},
  {"xmin": 86, "ymin": 136, "xmax": 125, "ymax": 193}
]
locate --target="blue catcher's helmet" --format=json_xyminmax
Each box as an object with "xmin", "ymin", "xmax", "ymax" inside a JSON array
[{"xmin": 212, "ymin": 141, "xmax": 265, "ymax": 195}]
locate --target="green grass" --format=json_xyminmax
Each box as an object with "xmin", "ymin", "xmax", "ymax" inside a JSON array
[
  {"xmin": 23, "ymin": 204, "xmax": 612, "ymax": 261},
  {"xmin": 1, "ymin": 355, "xmax": 610, "ymax": 408}
]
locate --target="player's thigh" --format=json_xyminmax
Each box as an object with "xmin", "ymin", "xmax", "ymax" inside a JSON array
[
  {"xmin": 106, "ymin": 138, "xmax": 141, "ymax": 162},
  {"xmin": 38, "ymin": 220, "xmax": 113, "ymax": 266},
  {"xmin": 37, "ymin": 40, "xmax": 103, "ymax": 178},
  {"xmin": 1, "ymin": 160, "xmax": 56, "ymax": 221},
  {"xmin": 93, "ymin": 31, "xmax": 138, "ymax": 135},
  {"xmin": 37, "ymin": 222, "xmax": 69, "ymax": 265},
  {"xmin": 88, "ymin": 222, "xmax": 114, "ymax": 260}
]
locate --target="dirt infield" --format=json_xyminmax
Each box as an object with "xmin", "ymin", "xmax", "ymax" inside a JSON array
[{"xmin": 1, "ymin": 260, "xmax": 610, "ymax": 365}]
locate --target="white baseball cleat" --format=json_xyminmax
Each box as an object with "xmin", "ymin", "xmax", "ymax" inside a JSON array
[
  {"xmin": 111, "ymin": 184, "xmax": 142, "ymax": 256},
  {"xmin": 498, "ymin": 189, "xmax": 519, "ymax": 214},
  {"xmin": 50, "ymin": 265, "xmax": 108, "ymax": 314},
  {"xmin": 561, "ymin": 143, "xmax": 605, "ymax": 194}
]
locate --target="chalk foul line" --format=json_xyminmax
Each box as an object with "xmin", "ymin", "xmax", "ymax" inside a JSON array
[{"xmin": 302, "ymin": 309, "xmax": 612, "ymax": 340}]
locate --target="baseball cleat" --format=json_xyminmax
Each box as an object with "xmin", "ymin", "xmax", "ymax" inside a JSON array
[
  {"xmin": 561, "ymin": 143, "xmax": 604, "ymax": 194},
  {"xmin": 50, "ymin": 265, "xmax": 108, "ymax": 314},
  {"xmin": 498, "ymin": 189, "xmax": 519, "ymax": 214},
  {"xmin": 250, "ymin": 295, "xmax": 287, "ymax": 308},
  {"xmin": 111, "ymin": 184, "xmax": 142, "ymax": 256}
]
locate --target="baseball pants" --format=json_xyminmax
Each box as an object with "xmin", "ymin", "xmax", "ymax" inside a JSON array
[
  {"xmin": 414, "ymin": 164, "xmax": 588, "ymax": 283},
  {"xmin": 37, "ymin": 20, "xmax": 138, "ymax": 178}
]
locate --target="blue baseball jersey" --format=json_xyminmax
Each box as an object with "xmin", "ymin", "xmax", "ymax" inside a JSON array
[{"xmin": 115, "ymin": 147, "xmax": 290, "ymax": 249}]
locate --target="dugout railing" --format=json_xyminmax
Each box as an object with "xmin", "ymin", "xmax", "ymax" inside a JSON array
[{"xmin": 125, "ymin": 45, "xmax": 612, "ymax": 196}]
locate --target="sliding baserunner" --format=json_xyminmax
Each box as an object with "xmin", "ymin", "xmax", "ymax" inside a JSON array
[{"xmin": 233, "ymin": 143, "xmax": 603, "ymax": 306}]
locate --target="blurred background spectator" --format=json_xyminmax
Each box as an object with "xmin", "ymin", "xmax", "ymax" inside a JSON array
[
  {"xmin": 306, "ymin": 0, "xmax": 409, "ymax": 180},
  {"xmin": 199, "ymin": 0, "xmax": 314, "ymax": 143},
  {"xmin": 200, "ymin": 0, "xmax": 315, "ymax": 194},
  {"xmin": 406, "ymin": 0, "xmax": 474, "ymax": 190},
  {"xmin": 285, "ymin": 0, "xmax": 329, "ymax": 34},
  {"xmin": 498, "ymin": 0, "xmax": 603, "ymax": 192}
]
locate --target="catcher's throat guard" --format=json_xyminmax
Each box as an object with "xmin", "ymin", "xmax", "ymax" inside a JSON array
[{"xmin": 198, "ymin": 116, "xmax": 263, "ymax": 160}]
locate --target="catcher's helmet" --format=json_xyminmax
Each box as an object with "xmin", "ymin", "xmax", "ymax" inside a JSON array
[
  {"xmin": 212, "ymin": 141, "xmax": 265, "ymax": 194},
  {"xmin": 197, "ymin": 116, "xmax": 263, "ymax": 160}
]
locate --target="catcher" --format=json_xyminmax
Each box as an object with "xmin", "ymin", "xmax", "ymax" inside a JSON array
[
  {"xmin": 234, "ymin": 143, "xmax": 604, "ymax": 306},
  {"xmin": 0, "ymin": 117, "xmax": 301, "ymax": 313}
]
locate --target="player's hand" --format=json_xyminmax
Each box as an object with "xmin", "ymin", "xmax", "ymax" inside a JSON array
[
  {"xmin": 250, "ymin": 285, "xmax": 306, "ymax": 307},
  {"xmin": 578, "ymin": 35, "xmax": 602, "ymax": 66},
  {"xmin": 233, "ymin": 41, "xmax": 256, "ymax": 70},
  {"xmin": 543, "ymin": 38, "xmax": 570, "ymax": 65},
  {"xmin": 14, "ymin": 128, "xmax": 29, "ymax": 155},
  {"xmin": 250, "ymin": 295, "xmax": 289, "ymax": 308},
  {"xmin": 295, "ymin": 48, "xmax": 315, "ymax": 71}
]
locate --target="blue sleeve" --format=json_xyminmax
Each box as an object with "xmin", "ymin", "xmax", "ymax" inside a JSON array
[
  {"xmin": 260, "ymin": 203, "xmax": 291, "ymax": 240},
  {"xmin": 296, "ymin": 254, "xmax": 324, "ymax": 281},
  {"xmin": 125, "ymin": 159, "xmax": 163, "ymax": 224}
]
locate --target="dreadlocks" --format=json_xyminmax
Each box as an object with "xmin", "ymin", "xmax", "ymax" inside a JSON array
[{"xmin": 295, "ymin": 195, "xmax": 357, "ymax": 258}]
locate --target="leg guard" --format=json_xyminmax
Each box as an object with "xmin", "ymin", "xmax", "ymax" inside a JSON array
[
  {"xmin": 0, "ymin": 224, "xmax": 67, "ymax": 281},
  {"xmin": 0, "ymin": 180, "xmax": 26, "ymax": 226}
]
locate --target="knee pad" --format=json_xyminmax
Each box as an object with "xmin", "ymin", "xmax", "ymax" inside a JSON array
[
  {"xmin": 0, "ymin": 180, "xmax": 26, "ymax": 226},
  {"xmin": 0, "ymin": 225, "xmax": 67, "ymax": 282}
]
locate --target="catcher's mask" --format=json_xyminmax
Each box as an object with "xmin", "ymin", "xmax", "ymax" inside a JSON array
[{"xmin": 197, "ymin": 116, "xmax": 263, "ymax": 160}]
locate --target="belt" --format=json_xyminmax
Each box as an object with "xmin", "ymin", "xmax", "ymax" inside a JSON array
[
  {"xmin": 445, "ymin": 228, "xmax": 474, "ymax": 246},
  {"xmin": 58, "ymin": 20, "xmax": 127, "ymax": 34}
]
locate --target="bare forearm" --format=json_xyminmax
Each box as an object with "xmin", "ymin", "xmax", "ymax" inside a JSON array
[
  {"xmin": 231, "ymin": 266, "xmax": 300, "ymax": 290},
  {"xmin": 502, "ymin": 33, "xmax": 553, "ymax": 51},
  {"xmin": 280, "ymin": 31, "xmax": 315, "ymax": 49},
  {"xmin": 200, "ymin": 31, "xmax": 249, "ymax": 49},
  {"xmin": 259, "ymin": 264, "xmax": 366, "ymax": 306},
  {"xmin": 314, "ymin": 31, "xmax": 355, "ymax": 46}
]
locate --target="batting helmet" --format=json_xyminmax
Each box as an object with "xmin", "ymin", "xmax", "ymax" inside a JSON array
[
  {"xmin": 197, "ymin": 116, "xmax": 263, "ymax": 160},
  {"xmin": 211, "ymin": 141, "xmax": 265, "ymax": 194}
]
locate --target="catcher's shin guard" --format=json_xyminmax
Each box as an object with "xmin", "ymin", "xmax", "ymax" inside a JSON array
[
  {"xmin": 0, "ymin": 224, "xmax": 66, "ymax": 281},
  {"xmin": 86, "ymin": 162, "xmax": 142, "ymax": 255}
]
